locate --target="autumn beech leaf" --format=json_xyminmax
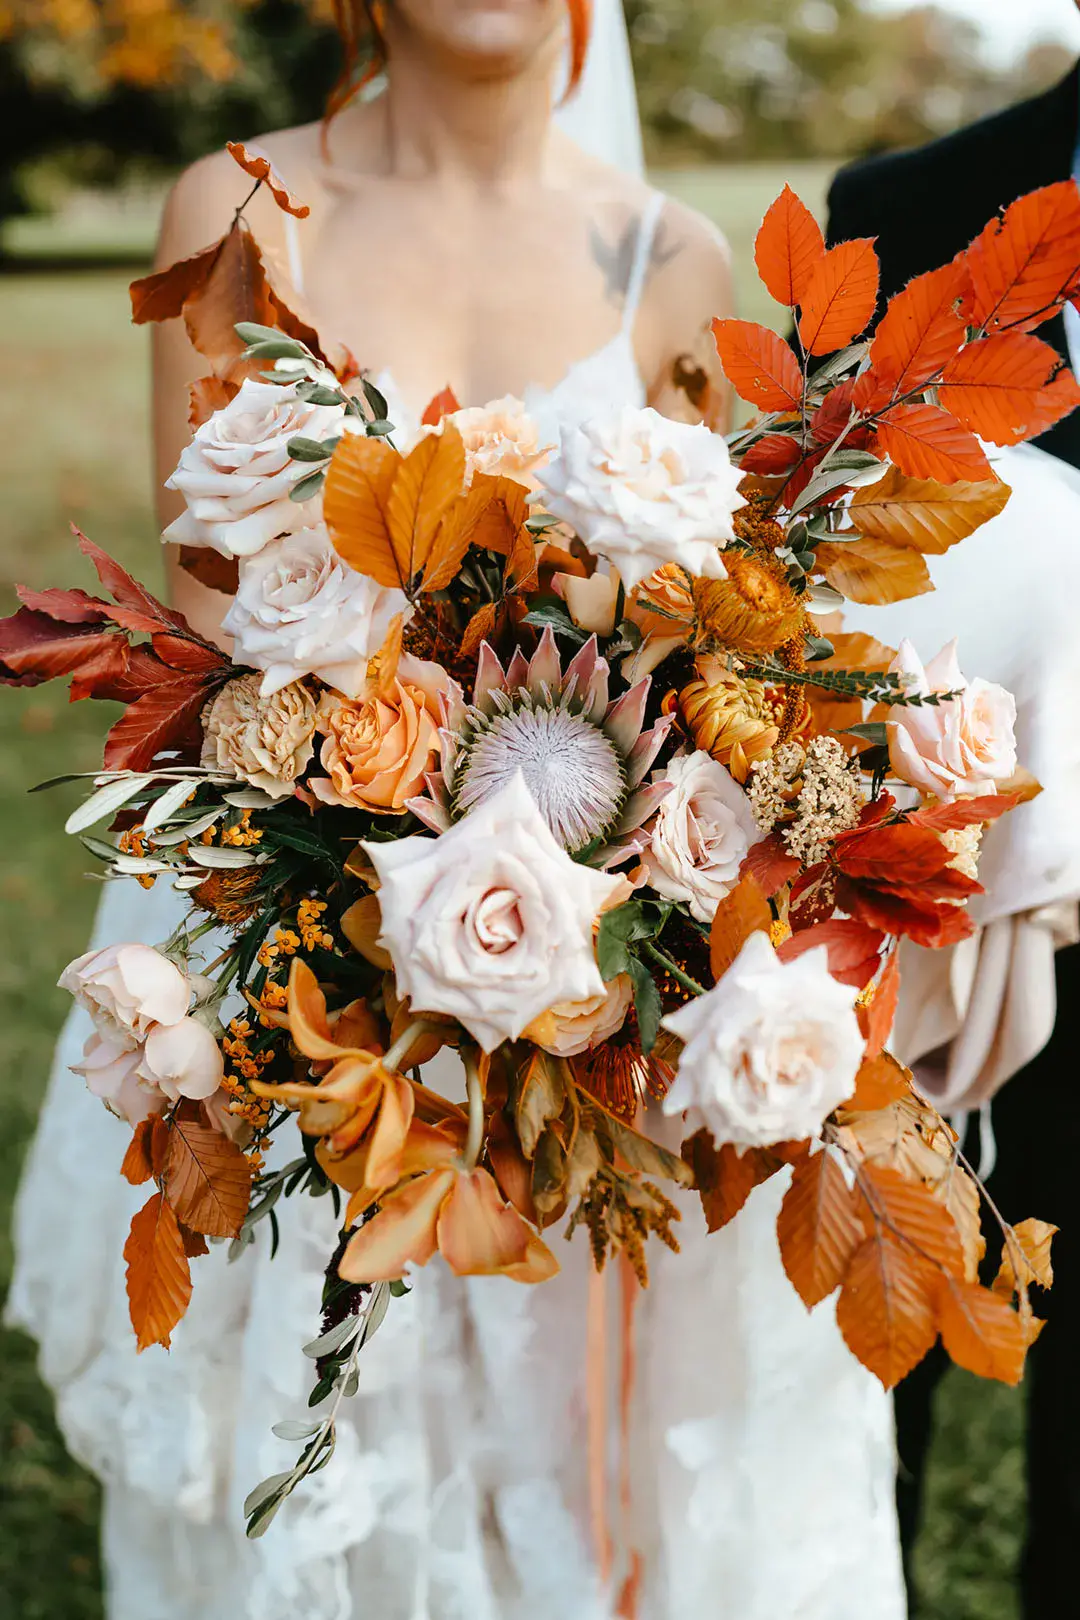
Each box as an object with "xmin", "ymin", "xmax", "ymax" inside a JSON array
[
  {"xmin": 188, "ymin": 375, "xmax": 238, "ymax": 430},
  {"xmin": 867, "ymin": 261, "xmax": 971, "ymax": 399},
  {"xmin": 778, "ymin": 1149, "xmax": 865, "ymax": 1309},
  {"xmin": 130, "ymin": 241, "xmax": 221, "ymax": 325},
  {"xmin": 873, "ymin": 403, "xmax": 992, "ymax": 484},
  {"xmin": 862, "ymin": 1162, "xmax": 966, "ymax": 1276},
  {"xmin": 859, "ymin": 949, "xmax": 901, "ymax": 1059},
  {"xmin": 798, "ymin": 238, "xmax": 880, "ymax": 357},
  {"xmin": 123, "ymin": 1191, "xmax": 193, "ymax": 1352},
  {"xmin": 422, "ymin": 385, "xmax": 462, "ymax": 426},
  {"xmin": 810, "ymin": 379, "xmax": 860, "ymax": 446},
  {"xmin": 740, "ymin": 834, "xmax": 800, "ymax": 899},
  {"xmin": 103, "ymin": 681, "xmax": 215, "ymax": 772},
  {"xmin": 684, "ymin": 1130, "xmax": 806, "ymax": 1233},
  {"xmin": 711, "ymin": 319, "xmax": 803, "ymax": 411},
  {"xmin": 777, "ymin": 918, "xmax": 884, "ymax": 990},
  {"xmin": 14, "ymin": 585, "xmax": 109, "ymax": 625},
  {"xmin": 323, "ymin": 433, "xmax": 402, "ymax": 589},
  {"xmin": 935, "ymin": 1274, "xmax": 1028, "ymax": 1385},
  {"xmin": 387, "ymin": 428, "xmax": 469, "ymax": 585},
  {"xmin": 754, "ymin": 185, "xmax": 826, "ymax": 308},
  {"xmin": 966, "ymin": 179, "xmax": 1080, "ymax": 335},
  {"xmin": 460, "ymin": 601, "xmax": 500, "ymax": 664},
  {"xmin": 739, "ymin": 433, "xmax": 802, "ymax": 476},
  {"xmin": 0, "ymin": 610, "xmax": 120, "ymax": 688},
  {"xmin": 847, "ymin": 466, "xmax": 1010, "ymax": 555},
  {"xmin": 709, "ymin": 873, "xmax": 772, "ymax": 982},
  {"xmin": 992, "ymin": 1218, "xmax": 1058, "ymax": 1299},
  {"xmin": 939, "ymin": 332, "xmax": 1080, "ymax": 445},
  {"xmin": 77, "ymin": 530, "xmax": 195, "ymax": 637},
  {"xmin": 226, "ymin": 140, "xmax": 311, "ymax": 219},
  {"xmin": 908, "ymin": 793, "xmax": 1018, "ymax": 832},
  {"xmin": 121, "ymin": 1119, "xmax": 157, "ymax": 1187},
  {"xmin": 163, "ymin": 1106, "xmax": 253, "ymax": 1238},
  {"xmin": 837, "ymin": 1228, "xmax": 939, "ymax": 1388},
  {"xmin": 814, "ymin": 536, "xmax": 932, "ymax": 606},
  {"xmin": 844, "ymin": 1051, "xmax": 912, "ymax": 1113}
]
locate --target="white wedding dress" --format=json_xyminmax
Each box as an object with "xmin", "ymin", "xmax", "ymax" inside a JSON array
[{"xmin": 6, "ymin": 182, "xmax": 907, "ymax": 1620}]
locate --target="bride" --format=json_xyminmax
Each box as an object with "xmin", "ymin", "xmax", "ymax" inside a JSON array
[{"xmin": 8, "ymin": 4, "xmax": 907, "ymax": 1617}]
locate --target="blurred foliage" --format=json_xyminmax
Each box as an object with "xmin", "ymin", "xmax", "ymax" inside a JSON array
[{"xmin": 0, "ymin": 0, "xmax": 1075, "ymax": 224}]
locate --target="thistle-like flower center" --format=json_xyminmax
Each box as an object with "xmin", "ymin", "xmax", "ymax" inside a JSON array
[{"xmin": 455, "ymin": 705, "xmax": 625, "ymax": 853}]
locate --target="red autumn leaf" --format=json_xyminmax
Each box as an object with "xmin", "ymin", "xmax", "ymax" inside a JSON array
[
  {"xmin": 711, "ymin": 319, "xmax": 803, "ymax": 411},
  {"xmin": 778, "ymin": 1149, "xmax": 866, "ymax": 1308},
  {"xmin": 810, "ymin": 378, "xmax": 858, "ymax": 445},
  {"xmin": 754, "ymin": 185, "xmax": 826, "ymax": 309},
  {"xmin": 0, "ymin": 608, "xmax": 120, "ymax": 688},
  {"xmin": 76, "ymin": 529, "xmax": 194, "ymax": 637},
  {"xmin": 799, "ymin": 238, "xmax": 881, "ymax": 357},
  {"xmin": 740, "ymin": 433, "xmax": 802, "ymax": 476},
  {"xmin": 422, "ymin": 386, "xmax": 462, "ymax": 426},
  {"xmin": 789, "ymin": 862, "xmax": 837, "ymax": 931},
  {"xmin": 867, "ymin": 261, "xmax": 971, "ymax": 401},
  {"xmin": 14, "ymin": 585, "xmax": 110, "ymax": 624},
  {"xmin": 834, "ymin": 821, "xmax": 958, "ymax": 885},
  {"xmin": 966, "ymin": 180, "xmax": 1080, "ymax": 335},
  {"xmin": 939, "ymin": 332, "xmax": 1080, "ymax": 445},
  {"xmin": 130, "ymin": 241, "xmax": 221, "ymax": 326},
  {"xmin": 226, "ymin": 140, "xmax": 311, "ymax": 219},
  {"xmin": 740, "ymin": 833, "xmax": 801, "ymax": 898},
  {"xmin": 68, "ymin": 639, "xmax": 133, "ymax": 703},
  {"xmin": 837, "ymin": 877, "xmax": 976, "ymax": 949},
  {"xmin": 859, "ymin": 947, "xmax": 901, "ymax": 1058},
  {"xmin": 684, "ymin": 1130, "xmax": 806, "ymax": 1233},
  {"xmin": 777, "ymin": 918, "xmax": 884, "ymax": 990},
  {"xmin": 151, "ymin": 632, "xmax": 230, "ymax": 677},
  {"xmin": 873, "ymin": 403, "xmax": 992, "ymax": 483},
  {"xmin": 188, "ymin": 375, "xmax": 238, "ymax": 430},
  {"xmin": 103, "ymin": 681, "xmax": 216, "ymax": 773},
  {"xmin": 123, "ymin": 1191, "xmax": 193, "ymax": 1352},
  {"xmin": 907, "ymin": 794, "xmax": 1018, "ymax": 832}
]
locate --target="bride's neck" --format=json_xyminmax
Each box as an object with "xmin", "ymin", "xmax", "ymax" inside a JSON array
[{"xmin": 374, "ymin": 39, "xmax": 559, "ymax": 186}]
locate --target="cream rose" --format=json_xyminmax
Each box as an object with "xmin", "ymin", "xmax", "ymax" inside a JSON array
[
  {"xmin": 644, "ymin": 750, "xmax": 760, "ymax": 923},
  {"xmin": 202, "ymin": 672, "xmax": 316, "ymax": 798},
  {"xmin": 164, "ymin": 378, "xmax": 344, "ymax": 558},
  {"xmin": 138, "ymin": 1017, "xmax": 225, "ymax": 1103},
  {"xmin": 448, "ymin": 396, "xmax": 552, "ymax": 487},
  {"xmin": 74, "ymin": 1031, "xmax": 167, "ymax": 1127},
  {"xmin": 887, "ymin": 639, "xmax": 1018, "ymax": 800},
  {"xmin": 59, "ymin": 943, "xmax": 191, "ymax": 1043},
  {"xmin": 364, "ymin": 771, "xmax": 626, "ymax": 1052},
  {"xmin": 530, "ymin": 973, "xmax": 635, "ymax": 1058},
  {"xmin": 662, "ymin": 932, "xmax": 864, "ymax": 1148},
  {"xmin": 222, "ymin": 526, "xmax": 409, "ymax": 699},
  {"xmin": 535, "ymin": 406, "xmax": 746, "ymax": 591},
  {"xmin": 311, "ymin": 656, "xmax": 447, "ymax": 813}
]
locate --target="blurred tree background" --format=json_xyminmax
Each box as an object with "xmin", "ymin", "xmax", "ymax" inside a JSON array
[{"xmin": 0, "ymin": 0, "xmax": 1073, "ymax": 232}]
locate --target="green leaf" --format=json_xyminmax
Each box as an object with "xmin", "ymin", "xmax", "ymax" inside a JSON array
[
  {"xmin": 842, "ymin": 721, "xmax": 889, "ymax": 746},
  {"xmin": 243, "ymin": 337, "xmax": 308, "ymax": 362},
  {"xmin": 365, "ymin": 419, "xmax": 396, "ymax": 438},
  {"xmin": 289, "ymin": 470, "xmax": 326, "ymax": 504},
  {"xmin": 287, "ymin": 435, "xmax": 335, "ymax": 462},
  {"xmin": 597, "ymin": 901, "xmax": 668, "ymax": 981},
  {"xmin": 522, "ymin": 602, "xmax": 588, "ymax": 645},
  {"xmin": 804, "ymin": 634, "xmax": 834, "ymax": 662},
  {"xmin": 628, "ymin": 958, "xmax": 663, "ymax": 1054},
  {"xmin": 362, "ymin": 379, "xmax": 390, "ymax": 422},
  {"xmin": 299, "ymin": 383, "xmax": 347, "ymax": 408},
  {"xmin": 235, "ymin": 321, "xmax": 287, "ymax": 346}
]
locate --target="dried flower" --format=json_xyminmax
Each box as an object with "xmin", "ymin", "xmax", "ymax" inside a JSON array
[
  {"xmin": 678, "ymin": 658, "xmax": 781, "ymax": 784},
  {"xmin": 202, "ymin": 672, "xmax": 316, "ymax": 799}
]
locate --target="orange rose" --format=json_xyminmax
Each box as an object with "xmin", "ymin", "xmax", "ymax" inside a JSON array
[{"xmin": 311, "ymin": 656, "xmax": 448, "ymax": 814}]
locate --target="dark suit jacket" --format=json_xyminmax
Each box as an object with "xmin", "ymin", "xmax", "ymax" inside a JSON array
[{"xmin": 826, "ymin": 65, "xmax": 1080, "ymax": 468}]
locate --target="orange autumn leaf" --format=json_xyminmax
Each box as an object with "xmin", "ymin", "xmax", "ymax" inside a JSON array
[
  {"xmin": 939, "ymin": 332, "xmax": 1080, "ymax": 446},
  {"xmin": 867, "ymin": 261, "xmax": 971, "ymax": 400},
  {"xmin": 130, "ymin": 241, "xmax": 220, "ymax": 326},
  {"xmin": 837, "ymin": 1228, "xmax": 938, "ymax": 1388},
  {"xmin": 421, "ymin": 474, "xmax": 522, "ymax": 592},
  {"xmin": 460, "ymin": 601, "xmax": 500, "ymax": 663},
  {"xmin": 121, "ymin": 1115, "xmax": 169, "ymax": 1185},
  {"xmin": 936, "ymin": 1274, "xmax": 1028, "ymax": 1385},
  {"xmin": 323, "ymin": 433, "xmax": 402, "ymax": 589},
  {"xmin": 993, "ymin": 1218, "xmax": 1058, "ymax": 1299},
  {"xmin": 123, "ymin": 1191, "xmax": 193, "ymax": 1352},
  {"xmin": 847, "ymin": 466, "xmax": 1010, "ymax": 554},
  {"xmin": 754, "ymin": 185, "xmax": 826, "ymax": 309},
  {"xmin": 859, "ymin": 946, "xmax": 901, "ymax": 1058},
  {"xmin": 683, "ymin": 1129, "xmax": 802, "ymax": 1233},
  {"xmin": 873, "ymin": 402, "xmax": 993, "ymax": 484},
  {"xmin": 861, "ymin": 1161, "xmax": 965, "ymax": 1276},
  {"xmin": 709, "ymin": 873, "xmax": 772, "ymax": 982},
  {"xmin": 846, "ymin": 1051, "xmax": 912, "ymax": 1112},
  {"xmin": 163, "ymin": 1106, "xmax": 253, "ymax": 1238},
  {"xmin": 711, "ymin": 319, "xmax": 803, "ymax": 411},
  {"xmin": 814, "ymin": 536, "xmax": 932, "ymax": 606},
  {"xmin": 798, "ymin": 238, "xmax": 881, "ymax": 357},
  {"xmin": 966, "ymin": 179, "xmax": 1080, "ymax": 335},
  {"xmin": 226, "ymin": 140, "xmax": 310, "ymax": 218},
  {"xmin": 422, "ymin": 385, "xmax": 462, "ymax": 426},
  {"xmin": 778, "ymin": 1148, "xmax": 866, "ymax": 1308},
  {"xmin": 387, "ymin": 427, "xmax": 468, "ymax": 585},
  {"xmin": 777, "ymin": 917, "xmax": 884, "ymax": 990},
  {"xmin": 187, "ymin": 374, "xmax": 238, "ymax": 430}
]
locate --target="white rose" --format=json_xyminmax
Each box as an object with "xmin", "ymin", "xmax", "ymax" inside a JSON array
[
  {"xmin": 643, "ymin": 750, "xmax": 759, "ymax": 924},
  {"xmin": 535, "ymin": 405, "xmax": 747, "ymax": 591},
  {"xmin": 223, "ymin": 526, "xmax": 409, "ymax": 699},
  {"xmin": 164, "ymin": 378, "xmax": 344, "ymax": 559},
  {"xmin": 138, "ymin": 1017, "xmax": 225, "ymax": 1103},
  {"xmin": 74, "ymin": 1031, "xmax": 167, "ymax": 1127},
  {"xmin": 59, "ymin": 943, "xmax": 190, "ymax": 1044},
  {"xmin": 364, "ymin": 771, "xmax": 626, "ymax": 1052},
  {"xmin": 662, "ymin": 932, "xmax": 864, "ymax": 1148},
  {"xmin": 887, "ymin": 639, "xmax": 1018, "ymax": 800}
]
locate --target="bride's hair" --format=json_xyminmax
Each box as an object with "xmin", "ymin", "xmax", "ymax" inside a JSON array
[{"xmin": 326, "ymin": 1, "xmax": 591, "ymax": 125}]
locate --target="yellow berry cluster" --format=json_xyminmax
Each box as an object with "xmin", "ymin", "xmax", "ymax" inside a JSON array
[
  {"xmin": 298, "ymin": 898, "xmax": 334, "ymax": 953},
  {"xmin": 118, "ymin": 828, "xmax": 157, "ymax": 889},
  {"xmin": 254, "ymin": 979, "xmax": 288, "ymax": 1029},
  {"xmin": 202, "ymin": 810, "xmax": 263, "ymax": 849},
  {"xmin": 257, "ymin": 927, "xmax": 301, "ymax": 970},
  {"xmin": 221, "ymin": 1016, "xmax": 274, "ymax": 1129}
]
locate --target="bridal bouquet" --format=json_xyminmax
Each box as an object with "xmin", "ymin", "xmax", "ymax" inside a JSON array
[{"xmin": 2, "ymin": 146, "xmax": 1075, "ymax": 1532}]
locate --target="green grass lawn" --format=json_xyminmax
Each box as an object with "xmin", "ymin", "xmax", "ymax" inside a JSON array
[{"xmin": 0, "ymin": 164, "xmax": 1026, "ymax": 1619}]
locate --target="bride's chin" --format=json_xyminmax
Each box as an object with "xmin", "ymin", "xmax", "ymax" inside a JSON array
[{"xmin": 390, "ymin": 0, "xmax": 564, "ymax": 76}]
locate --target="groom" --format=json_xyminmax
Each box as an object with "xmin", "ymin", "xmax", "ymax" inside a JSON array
[{"xmin": 826, "ymin": 43, "xmax": 1080, "ymax": 1620}]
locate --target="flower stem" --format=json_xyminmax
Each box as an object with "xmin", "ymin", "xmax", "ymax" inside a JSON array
[
  {"xmin": 642, "ymin": 940, "xmax": 707, "ymax": 998},
  {"xmin": 384, "ymin": 1019, "xmax": 444, "ymax": 1073},
  {"xmin": 463, "ymin": 1052, "xmax": 486, "ymax": 1170}
]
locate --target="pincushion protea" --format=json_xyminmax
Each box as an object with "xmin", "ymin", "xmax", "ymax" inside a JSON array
[{"xmin": 407, "ymin": 627, "xmax": 673, "ymax": 867}]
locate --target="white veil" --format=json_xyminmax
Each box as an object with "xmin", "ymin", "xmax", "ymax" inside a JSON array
[{"xmin": 554, "ymin": 0, "xmax": 645, "ymax": 179}]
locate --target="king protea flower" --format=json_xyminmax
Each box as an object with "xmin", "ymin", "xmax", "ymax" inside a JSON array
[{"xmin": 408, "ymin": 627, "xmax": 673, "ymax": 867}]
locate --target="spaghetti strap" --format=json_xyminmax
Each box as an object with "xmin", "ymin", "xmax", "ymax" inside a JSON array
[
  {"xmin": 243, "ymin": 142, "xmax": 306, "ymax": 297},
  {"xmin": 622, "ymin": 192, "xmax": 665, "ymax": 332}
]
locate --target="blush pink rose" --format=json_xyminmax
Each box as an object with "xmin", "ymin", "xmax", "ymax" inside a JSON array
[{"xmin": 887, "ymin": 639, "xmax": 1017, "ymax": 800}]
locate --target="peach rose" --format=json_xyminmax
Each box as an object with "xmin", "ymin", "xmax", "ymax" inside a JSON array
[
  {"xmin": 527, "ymin": 973, "xmax": 635, "ymax": 1058},
  {"xmin": 887, "ymin": 639, "xmax": 1017, "ymax": 800},
  {"xmin": 311, "ymin": 655, "xmax": 448, "ymax": 813},
  {"xmin": 449, "ymin": 396, "xmax": 552, "ymax": 487}
]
